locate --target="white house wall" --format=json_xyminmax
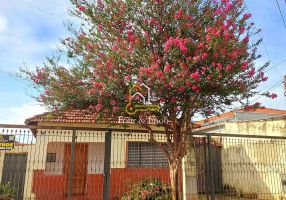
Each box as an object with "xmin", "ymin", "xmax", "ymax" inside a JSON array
[{"xmin": 222, "ymin": 119, "xmax": 286, "ymax": 199}]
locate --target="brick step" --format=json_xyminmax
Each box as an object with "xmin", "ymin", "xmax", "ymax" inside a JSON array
[{"xmin": 64, "ymin": 195, "xmax": 89, "ymax": 200}]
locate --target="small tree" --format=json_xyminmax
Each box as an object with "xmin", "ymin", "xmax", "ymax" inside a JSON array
[{"xmin": 21, "ymin": 0, "xmax": 271, "ymax": 199}]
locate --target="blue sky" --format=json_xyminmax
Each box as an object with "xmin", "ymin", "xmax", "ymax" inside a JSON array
[{"xmin": 0, "ymin": 0, "xmax": 285, "ymax": 124}]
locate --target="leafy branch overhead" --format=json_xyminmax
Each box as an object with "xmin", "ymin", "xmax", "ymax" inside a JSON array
[{"xmin": 20, "ymin": 1, "xmax": 272, "ymax": 199}]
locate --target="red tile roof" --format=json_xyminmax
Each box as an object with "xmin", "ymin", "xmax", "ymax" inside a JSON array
[
  {"xmin": 25, "ymin": 109, "xmax": 159, "ymax": 125},
  {"xmin": 195, "ymin": 108, "xmax": 286, "ymax": 126},
  {"xmin": 25, "ymin": 109, "xmax": 98, "ymax": 125}
]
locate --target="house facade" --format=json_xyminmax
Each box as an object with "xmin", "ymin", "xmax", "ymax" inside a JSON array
[
  {"xmin": 193, "ymin": 108, "xmax": 286, "ymax": 200},
  {"xmin": 20, "ymin": 110, "xmax": 174, "ymax": 199},
  {"xmin": 2, "ymin": 109, "xmax": 201, "ymax": 200}
]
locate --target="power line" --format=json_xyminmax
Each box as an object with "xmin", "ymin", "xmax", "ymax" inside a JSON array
[
  {"xmin": 248, "ymin": 79, "xmax": 283, "ymax": 105},
  {"xmin": 274, "ymin": 0, "xmax": 286, "ymax": 31},
  {"xmin": 245, "ymin": 4, "xmax": 284, "ymax": 80},
  {"xmin": 265, "ymin": 58, "xmax": 286, "ymax": 73}
]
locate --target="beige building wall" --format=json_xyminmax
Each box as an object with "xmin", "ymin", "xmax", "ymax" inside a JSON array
[
  {"xmin": 225, "ymin": 118, "xmax": 286, "ymax": 136},
  {"xmin": 221, "ymin": 118, "xmax": 286, "ymax": 199}
]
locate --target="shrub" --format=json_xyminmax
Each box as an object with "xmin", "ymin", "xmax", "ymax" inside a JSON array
[
  {"xmin": 0, "ymin": 182, "xmax": 16, "ymax": 198},
  {"xmin": 121, "ymin": 178, "xmax": 171, "ymax": 200}
]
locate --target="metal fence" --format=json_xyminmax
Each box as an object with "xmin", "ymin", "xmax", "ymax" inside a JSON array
[
  {"xmin": 0, "ymin": 125, "xmax": 171, "ymax": 200},
  {"xmin": 0, "ymin": 125, "xmax": 286, "ymax": 200},
  {"xmin": 187, "ymin": 133, "xmax": 286, "ymax": 200}
]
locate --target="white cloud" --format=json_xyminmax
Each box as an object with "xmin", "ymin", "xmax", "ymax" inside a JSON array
[
  {"xmin": 0, "ymin": 103, "xmax": 47, "ymax": 124},
  {"xmin": 0, "ymin": 16, "xmax": 7, "ymax": 33}
]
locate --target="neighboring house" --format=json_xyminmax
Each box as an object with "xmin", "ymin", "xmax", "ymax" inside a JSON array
[
  {"xmin": 0, "ymin": 141, "xmax": 35, "ymax": 200},
  {"xmin": 194, "ymin": 107, "xmax": 286, "ymax": 134},
  {"xmin": 193, "ymin": 108, "xmax": 286, "ymax": 200}
]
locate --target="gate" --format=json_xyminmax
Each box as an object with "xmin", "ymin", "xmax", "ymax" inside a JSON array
[
  {"xmin": 186, "ymin": 133, "xmax": 286, "ymax": 200},
  {"xmin": 1, "ymin": 153, "xmax": 27, "ymax": 200},
  {"xmin": 195, "ymin": 144, "xmax": 223, "ymax": 194}
]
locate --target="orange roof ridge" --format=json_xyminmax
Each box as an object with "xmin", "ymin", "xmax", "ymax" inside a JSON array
[{"xmin": 195, "ymin": 107, "xmax": 286, "ymax": 126}]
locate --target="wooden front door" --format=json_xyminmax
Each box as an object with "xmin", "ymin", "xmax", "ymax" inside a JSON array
[{"xmin": 65, "ymin": 143, "xmax": 88, "ymax": 195}]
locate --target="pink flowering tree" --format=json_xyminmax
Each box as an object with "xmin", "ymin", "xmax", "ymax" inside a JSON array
[{"xmin": 21, "ymin": 0, "xmax": 271, "ymax": 199}]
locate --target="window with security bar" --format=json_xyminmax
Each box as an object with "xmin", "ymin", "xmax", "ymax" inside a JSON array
[{"xmin": 127, "ymin": 142, "xmax": 169, "ymax": 168}]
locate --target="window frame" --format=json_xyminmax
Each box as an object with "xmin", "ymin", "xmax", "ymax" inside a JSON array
[{"xmin": 126, "ymin": 141, "xmax": 169, "ymax": 168}]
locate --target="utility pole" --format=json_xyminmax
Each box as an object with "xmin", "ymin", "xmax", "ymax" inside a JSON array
[{"xmin": 284, "ymin": 75, "xmax": 286, "ymax": 97}]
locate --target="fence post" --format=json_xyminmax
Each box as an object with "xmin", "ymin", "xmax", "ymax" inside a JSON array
[
  {"xmin": 103, "ymin": 130, "xmax": 112, "ymax": 200},
  {"xmin": 207, "ymin": 134, "xmax": 215, "ymax": 200},
  {"xmin": 68, "ymin": 129, "xmax": 77, "ymax": 200},
  {"xmin": 204, "ymin": 137, "xmax": 209, "ymax": 200}
]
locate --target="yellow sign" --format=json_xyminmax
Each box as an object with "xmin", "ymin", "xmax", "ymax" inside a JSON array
[
  {"xmin": 0, "ymin": 135, "xmax": 15, "ymax": 150},
  {"xmin": 125, "ymin": 83, "xmax": 160, "ymax": 115}
]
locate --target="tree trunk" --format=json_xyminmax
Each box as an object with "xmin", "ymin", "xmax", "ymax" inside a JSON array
[{"xmin": 170, "ymin": 160, "xmax": 182, "ymax": 200}]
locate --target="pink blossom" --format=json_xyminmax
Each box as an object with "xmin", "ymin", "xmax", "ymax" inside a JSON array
[
  {"xmin": 262, "ymin": 77, "xmax": 268, "ymax": 82},
  {"xmin": 88, "ymin": 89, "xmax": 97, "ymax": 94},
  {"xmin": 156, "ymin": 71, "xmax": 163, "ymax": 77},
  {"xmin": 171, "ymin": 97, "xmax": 177, "ymax": 103},
  {"xmin": 191, "ymin": 72, "xmax": 200, "ymax": 80},
  {"xmin": 78, "ymin": 5, "xmax": 86, "ymax": 11},
  {"xmin": 238, "ymin": 26, "xmax": 245, "ymax": 34},
  {"xmin": 216, "ymin": 63, "xmax": 222, "ymax": 70},
  {"xmin": 54, "ymin": 107, "xmax": 59, "ymax": 113},
  {"xmin": 225, "ymin": 65, "xmax": 233, "ymax": 71},
  {"xmin": 229, "ymin": 51, "xmax": 239, "ymax": 59},
  {"xmin": 127, "ymin": 30, "xmax": 134, "ymax": 43},
  {"xmin": 164, "ymin": 37, "xmax": 174, "ymax": 52},
  {"xmin": 206, "ymin": 35, "xmax": 212, "ymax": 41},
  {"xmin": 98, "ymin": 52, "xmax": 105, "ymax": 58},
  {"xmin": 110, "ymin": 100, "xmax": 116, "ymax": 106},
  {"xmin": 224, "ymin": 33, "xmax": 230, "ymax": 40},
  {"xmin": 178, "ymin": 86, "xmax": 185, "ymax": 92},
  {"xmin": 207, "ymin": 110, "xmax": 214, "ymax": 114},
  {"xmin": 186, "ymin": 80, "xmax": 192, "ymax": 86},
  {"xmin": 271, "ymin": 93, "xmax": 278, "ymax": 99},
  {"xmin": 150, "ymin": 17, "xmax": 155, "ymax": 24},
  {"xmin": 98, "ymin": 24, "xmax": 103, "ymax": 32},
  {"xmin": 113, "ymin": 107, "xmax": 120, "ymax": 112},
  {"xmin": 86, "ymin": 43, "xmax": 92, "ymax": 50},
  {"xmin": 124, "ymin": 75, "xmax": 131, "ymax": 82},
  {"xmin": 248, "ymin": 68, "xmax": 256, "ymax": 77},
  {"xmin": 193, "ymin": 56, "xmax": 200, "ymax": 62},
  {"xmin": 164, "ymin": 64, "xmax": 171, "ymax": 72},
  {"xmin": 214, "ymin": 8, "xmax": 222, "ymax": 15},
  {"xmin": 241, "ymin": 62, "xmax": 248, "ymax": 70},
  {"xmin": 180, "ymin": 45, "xmax": 188, "ymax": 54},
  {"xmin": 144, "ymin": 31, "xmax": 149, "ymax": 38},
  {"xmin": 243, "ymin": 13, "xmax": 252, "ymax": 19},
  {"xmin": 225, "ymin": 3, "xmax": 233, "ymax": 11},
  {"xmin": 206, "ymin": 75, "xmax": 212, "ymax": 80},
  {"xmin": 174, "ymin": 9, "xmax": 183, "ymax": 19},
  {"xmin": 242, "ymin": 36, "xmax": 249, "ymax": 43},
  {"xmin": 112, "ymin": 45, "xmax": 119, "ymax": 51},
  {"xmin": 128, "ymin": 46, "xmax": 134, "ymax": 53},
  {"xmin": 192, "ymin": 85, "xmax": 200, "ymax": 92},
  {"xmin": 198, "ymin": 43, "xmax": 204, "ymax": 49},
  {"xmin": 96, "ymin": 103, "xmax": 103, "ymax": 112},
  {"xmin": 201, "ymin": 52, "xmax": 208, "ymax": 60}
]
